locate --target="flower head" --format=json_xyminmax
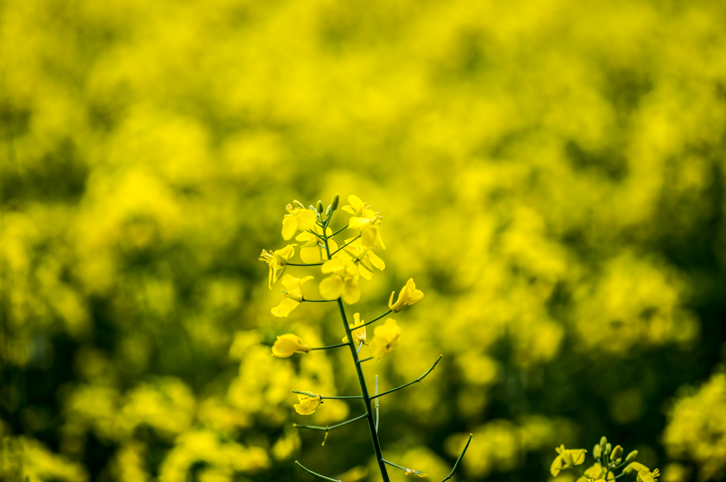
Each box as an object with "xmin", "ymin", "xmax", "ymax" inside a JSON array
[
  {"xmin": 343, "ymin": 238, "xmax": 385, "ymax": 280},
  {"xmin": 625, "ymin": 463, "xmax": 660, "ymax": 482},
  {"xmin": 369, "ymin": 319, "xmax": 401, "ymax": 362},
  {"xmin": 343, "ymin": 195, "xmax": 385, "ymax": 249},
  {"xmin": 282, "ymin": 203, "xmax": 317, "ymax": 241},
  {"xmin": 294, "ymin": 393, "xmax": 322, "ymax": 415},
  {"xmin": 296, "ymin": 226, "xmax": 338, "ymax": 264},
  {"xmin": 342, "ymin": 313, "xmax": 367, "ymax": 347},
  {"xmin": 551, "ymin": 445, "xmax": 587, "ymax": 477},
  {"xmin": 271, "ymin": 275, "xmax": 313, "ymax": 317},
  {"xmin": 319, "ymin": 258, "xmax": 361, "ymax": 304},
  {"xmin": 260, "ymin": 244, "xmax": 296, "ymax": 289},
  {"xmin": 272, "ymin": 334, "xmax": 311, "ymax": 357},
  {"xmin": 388, "ymin": 278, "xmax": 424, "ymax": 312}
]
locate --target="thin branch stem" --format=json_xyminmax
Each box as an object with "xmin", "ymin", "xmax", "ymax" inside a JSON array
[
  {"xmin": 330, "ymin": 235, "xmax": 361, "ymax": 256},
  {"xmin": 441, "ymin": 434, "xmax": 473, "ymax": 482},
  {"xmin": 286, "ymin": 262, "xmax": 324, "ymax": 267},
  {"xmin": 330, "ymin": 224, "xmax": 349, "ymax": 237},
  {"xmin": 371, "ymin": 355, "xmax": 443, "ymax": 400},
  {"xmin": 295, "ymin": 461, "xmax": 341, "ymax": 482},
  {"xmin": 382, "ymin": 459, "xmax": 427, "ymax": 477},
  {"xmin": 306, "ymin": 230, "xmax": 326, "ymax": 240},
  {"xmin": 310, "ymin": 342, "xmax": 348, "ymax": 351},
  {"xmin": 303, "ymin": 298, "xmax": 336, "ymax": 303},
  {"xmin": 292, "ymin": 390, "xmax": 363, "ymax": 400},
  {"xmin": 293, "ymin": 413, "xmax": 367, "ymax": 431},
  {"xmin": 357, "ymin": 356, "xmax": 373, "ymax": 364},
  {"xmin": 355, "ymin": 309, "xmax": 393, "ymax": 330},
  {"xmin": 375, "ymin": 375, "xmax": 379, "ymax": 433}
]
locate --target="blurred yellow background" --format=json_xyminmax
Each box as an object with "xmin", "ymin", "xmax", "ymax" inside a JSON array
[{"xmin": 2, "ymin": 0, "xmax": 726, "ymax": 481}]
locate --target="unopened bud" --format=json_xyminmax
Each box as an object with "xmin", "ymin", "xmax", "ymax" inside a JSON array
[
  {"xmin": 605, "ymin": 443, "xmax": 612, "ymax": 455},
  {"xmin": 615, "ymin": 458, "xmax": 622, "ymax": 465},
  {"xmin": 326, "ymin": 205, "xmax": 333, "ymax": 217},
  {"xmin": 316, "ymin": 200, "xmax": 324, "ymax": 214},
  {"xmin": 331, "ymin": 193, "xmax": 339, "ymax": 211},
  {"xmin": 593, "ymin": 444, "xmax": 602, "ymax": 459},
  {"xmin": 611, "ymin": 445, "xmax": 623, "ymax": 460},
  {"xmin": 293, "ymin": 200, "xmax": 305, "ymax": 209},
  {"xmin": 625, "ymin": 450, "xmax": 638, "ymax": 463},
  {"xmin": 600, "ymin": 436, "xmax": 607, "ymax": 448}
]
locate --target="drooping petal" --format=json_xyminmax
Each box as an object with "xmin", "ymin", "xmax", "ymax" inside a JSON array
[
  {"xmin": 368, "ymin": 250, "xmax": 385, "ymax": 270},
  {"xmin": 342, "ymin": 278, "xmax": 361, "ymax": 304},
  {"xmin": 282, "ymin": 216, "xmax": 297, "ymax": 240},
  {"xmin": 294, "ymin": 394, "xmax": 321, "ymax": 415},
  {"xmin": 271, "ymin": 297, "xmax": 299, "ymax": 317},
  {"xmin": 319, "ymin": 276, "xmax": 343, "ymax": 300},
  {"xmin": 272, "ymin": 334, "xmax": 311, "ymax": 357}
]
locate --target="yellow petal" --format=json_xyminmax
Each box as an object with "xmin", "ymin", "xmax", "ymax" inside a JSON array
[
  {"xmin": 342, "ymin": 278, "xmax": 361, "ymax": 304},
  {"xmin": 319, "ymin": 276, "xmax": 343, "ymax": 300},
  {"xmin": 551, "ymin": 455, "xmax": 564, "ymax": 477},
  {"xmin": 368, "ymin": 250, "xmax": 385, "ymax": 270},
  {"xmin": 282, "ymin": 216, "xmax": 297, "ymax": 240},
  {"xmin": 271, "ymin": 298, "xmax": 299, "ymax": 317}
]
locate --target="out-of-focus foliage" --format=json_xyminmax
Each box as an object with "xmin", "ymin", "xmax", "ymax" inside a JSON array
[{"xmin": 1, "ymin": 0, "xmax": 726, "ymax": 480}]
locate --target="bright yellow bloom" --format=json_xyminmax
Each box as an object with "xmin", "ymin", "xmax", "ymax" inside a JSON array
[
  {"xmin": 342, "ymin": 238, "xmax": 385, "ymax": 280},
  {"xmin": 388, "ymin": 278, "xmax": 424, "ymax": 312},
  {"xmin": 343, "ymin": 195, "xmax": 385, "ymax": 249},
  {"xmin": 576, "ymin": 463, "xmax": 614, "ymax": 482},
  {"xmin": 369, "ymin": 319, "xmax": 401, "ymax": 362},
  {"xmin": 319, "ymin": 258, "xmax": 361, "ymax": 304},
  {"xmin": 271, "ymin": 275, "xmax": 313, "ymax": 317},
  {"xmin": 271, "ymin": 334, "xmax": 311, "ymax": 357},
  {"xmin": 625, "ymin": 463, "xmax": 660, "ymax": 482},
  {"xmin": 294, "ymin": 394, "xmax": 322, "ymax": 415},
  {"xmin": 550, "ymin": 445, "xmax": 587, "ymax": 477},
  {"xmin": 342, "ymin": 313, "xmax": 367, "ymax": 347},
  {"xmin": 282, "ymin": 203, "xmax": 317, "ymax": 241},
  {"xmin": 259, "ymin": 244, "xmax": 296, "ymax": 289},
  {"xmin": 296, "ymin": 226, "xmax": 338, "ymax": 263}
]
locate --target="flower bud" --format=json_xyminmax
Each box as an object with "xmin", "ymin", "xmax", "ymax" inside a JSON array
[
  {"xmin": 611, "ymin": 445, "xmax": 623, "ymax": 461},
  {"xmin": 326, "ymin": 205, "xmax": 333, "ymax": 217},
  {"xmin": 600, "ymin": 437, "xmax": 607, "ymax": 448},
  {"xmin": 614, "ymin": 458, "xmax": 622, "ymax": 465},
  {"xmin": 331, "ymin": 193, "xmax": 339, "ymax": 211},
  {"xmin": 605, "ymin": 443, "xmax": 612, "ymax": 455},
  {"xmin": 293, "ymin": 200, "xmax": 306, "ymax": 209},
  {"xmin": 316, "ymin": 200, "xmax": 324, "ymax": 214},
  {"xmin": 593, "ymin": 444, "xmax": 602, "ymax": 459},
  {"xmin": 625, "ymin": 450, "xmax": 638, "ymax": 463}
]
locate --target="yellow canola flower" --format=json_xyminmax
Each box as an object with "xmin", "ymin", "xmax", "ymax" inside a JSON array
[
  {"xmin": 271, "ymin": 334, "xmax": 311, "ymax": 358},
  {"xmin": 576, "ymin": 463, "xmax": 614, "ymax": 482},
  {"xmin": 260, "ymin": 244, "xmax": 296, "ymax": 289},
  {"xmin": 282, "ymin": 203, "xmax": 317, "ymax": 241},
  {"xmin": 296, "ymin": 226, "xmax": 338, "ymax": 263},
  {"xmin": 624, "ymin": 463, "xmax": 660, "ymax": 482},
  {"xmin": 343, "ymin": 238, "xmax": 385, "ymax": 280},
  {"xmin": 342, "ymin": 313, "xmax": 367, "ymax": 347},
  {"xmin": 319, "ymin": 258, "xmax": 361, "ymax": 304},
  {"xmin": 294, "ymin": 394, "xmax": 322, "ymax": 415},
  {"xmin": 369, "ymin": 319, "xmax": 401, "ymax": 362},
  {"xmin": 343, "ymin": 195, "xmax": 385, "ymax": 249},
  {"xmin": 389, "ymin": 278, "xmax": 424, "ymax": 312},
  {"xmin": 551, "ymin": 445, "xmax": 587, "ymax": 477},
  {"xmin": 271, "ymin": 275, "xmax": 313, "ymax": 317}
]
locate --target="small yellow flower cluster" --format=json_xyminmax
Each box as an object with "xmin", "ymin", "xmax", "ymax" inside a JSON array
[{"xmin": 551, "ymin": 437, "xmax": 658, "ymax": 482}]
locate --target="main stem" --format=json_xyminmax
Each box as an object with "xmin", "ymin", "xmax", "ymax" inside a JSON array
[{"xmin": 322, "ymin": 226, "xmax": 390, "ymax": 482}]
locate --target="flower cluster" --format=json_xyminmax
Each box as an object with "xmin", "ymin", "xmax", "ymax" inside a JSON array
[
  {"xmin": 258, "ymin": 194, "xmax": 470, "ymax": 481},
  {"xmin": 551, "ymin": 437, "xmax": 659, "ymax": 482}
]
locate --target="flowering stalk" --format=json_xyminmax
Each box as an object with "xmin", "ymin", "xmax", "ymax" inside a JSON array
[{"xmin": 262, "ymin": 194, "xmax": 472, "ymax": 481}]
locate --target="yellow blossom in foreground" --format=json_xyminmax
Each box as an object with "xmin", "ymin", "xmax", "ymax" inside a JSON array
[
  {"xmin": 551, "ymin": 445, "xmax": 587, "ymax": 477},
  {"xmin": 576, "ymin": 463, "xmax": 615, "ymax": 482},
  {"xmin": 369, "ymin": 319, "xmax": 401, "ymax": 362},
  {"xmin": 282, "ymin": 204, "xmax": 317, "ymax": 240},
  {"xmin": 625, "ymin": 463, "xmax": 660, "ymax": 482},
  {"xmin": 296, "ymin": 226, "xmax": 338, "ymax": 263},
  {"xmin": 343, "ymin": 238, "xmax": 385, "ymax": 280},
  {"xmin": 294, "ymin": 394, "xmax": 322, "ymax": 415},
  {"xmin": 389, "ymin": 278, "xmax": 424, "ymax": 312},
  {"xmin": 319, "ymin": 258, "xmax": 361, "ymax": 304},
  {"xmin": 259, "ymin": 244, "xmax": 296, "ymax": 289},
  {"xmin": 271, "ymin": 275, "xmax": 313, "ymax": 317},
  {"xmin": 343, "ymin": 195, "xmax": 385, "ymax": 249},
  {"xmin": 272, "ymin": 334, "xmax": 311, "ymax": 357},
  {"xmin": 342, "ymin": 313, "xmax": 367, "ymax": 347}
]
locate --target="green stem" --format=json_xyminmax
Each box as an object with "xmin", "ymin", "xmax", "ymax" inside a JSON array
[
  {"xmin": 303, "ymin": 298, "xmax": 336, "ymax": 303},
  {"xmin": 441, "ymin": 434, "xmax": 473, "ymax": 482},
  {"xmin": 382, "ymin": 459, "xmax": 425, "ymax": 476},
  {"xmin": 292, "ymin": 390, "xmax": 362, "ymax": 400},
  {"xmin": 295, "ymin": 461, "xmax": 341, "ymax": 482},
  {"xmin": 310, "ymin": 342, "xmax": 348, "ymax": 351},
  {"xmin": 294, "ymin": 413, "xmax": 367, "ymax": 431},
  {"xmin": 357, "ymin": 356, "xmax": 373, "ymax": 364},
  {"xmin": 330, "ymin": 235, "xmax": 361, "ymax": 256},
  {"xmin": 355, "ymin": 309, "xmax": 393, "ymax": 330},
  {"xmin": 330, "ymin": 224, "xmax": 349, "ymax": 237},
  {"xmin": 306, "ymin": 230, "xmax": 326, "ymax": 240},
  {"xmin": 287, "ymin": 262, "xmax": 324, "ymax": 267},
  {"xmin": 371, "ymin": 355, "xmax": 443, "ymax": 400}
]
